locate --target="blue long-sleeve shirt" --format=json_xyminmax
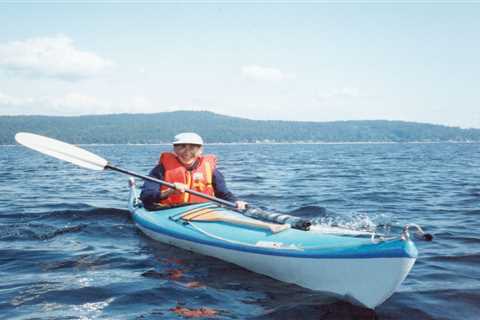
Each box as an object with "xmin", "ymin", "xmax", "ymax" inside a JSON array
[{"xmin": 140, "ymin": 164, "xmax": 238, "ymax": 206}]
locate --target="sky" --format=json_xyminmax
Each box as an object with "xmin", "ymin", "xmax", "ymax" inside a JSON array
[{"xmin": 0, "ymin": 2, "xmax": 479, "ymax": 128}]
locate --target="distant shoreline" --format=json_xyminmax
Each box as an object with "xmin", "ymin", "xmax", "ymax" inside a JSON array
[
  {"xmin": 4, "ymin": 140, "xmax": 480, "ymax": 147},
  {"xmin": 2, "ymin": 111, "xmax": 479, "ymax": 144}
]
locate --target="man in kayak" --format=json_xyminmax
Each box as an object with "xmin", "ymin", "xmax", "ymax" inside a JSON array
[{"xmin": 140, "ymin": 132, "xmax": 247, "ymax": 210}]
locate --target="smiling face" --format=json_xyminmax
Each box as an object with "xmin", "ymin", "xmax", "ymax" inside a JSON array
[{"xmin": 173, "ymin": 144, "xmax": 202, "ymax": 165}]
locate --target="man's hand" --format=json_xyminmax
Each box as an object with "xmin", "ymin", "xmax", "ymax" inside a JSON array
[
  {"xmin": 173, "ymin": 182, "xmax": 187, "ymax": 193},
  {"xmin": 235, "ymin": 201, "xmax": 248, "ymax": 210}
]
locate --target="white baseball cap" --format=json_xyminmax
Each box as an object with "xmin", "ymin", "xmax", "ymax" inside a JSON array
[{"xmin": 172, "ymin": 132, "xmax": 204, "ymax": 145}]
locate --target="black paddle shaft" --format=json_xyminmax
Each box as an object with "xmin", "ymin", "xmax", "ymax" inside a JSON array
[{"xmin": 105, "ymin": 164, "xmax": 237, "ymax": 208}]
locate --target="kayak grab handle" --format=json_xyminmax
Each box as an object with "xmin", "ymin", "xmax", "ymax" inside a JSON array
[{"xmin": 401, "ymin": 224, "xmax": 433, "ymax": 241}]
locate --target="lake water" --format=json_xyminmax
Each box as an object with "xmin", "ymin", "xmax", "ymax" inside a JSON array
[{"xmin": 1, "ymin": 143, "xmax": 479, "ymax": 319}]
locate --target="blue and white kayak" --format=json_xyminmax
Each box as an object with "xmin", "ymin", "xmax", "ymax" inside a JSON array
[{"xmin": 128, "ymin": 179, "xmax": 418, "ymax": 309}]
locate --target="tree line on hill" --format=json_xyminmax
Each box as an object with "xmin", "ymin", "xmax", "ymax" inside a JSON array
[{"xmin": 1, "ymin": 111, "xmax": 479, "ymax": 145}]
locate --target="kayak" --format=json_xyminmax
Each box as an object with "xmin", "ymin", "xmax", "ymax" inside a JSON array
[{"xmin": 128, "ymin": 178, "xmax": 418, "ymax": 309}]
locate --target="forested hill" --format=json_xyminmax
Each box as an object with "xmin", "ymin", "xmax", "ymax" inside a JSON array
[{"xmin": 1, "ymin": 111, "xmax": 479, "ymax": 144}]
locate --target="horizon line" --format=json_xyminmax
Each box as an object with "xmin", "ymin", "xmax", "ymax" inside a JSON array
[{"xmin": 0, "ymin": 110, "xmax": 477, "ymax": 130}]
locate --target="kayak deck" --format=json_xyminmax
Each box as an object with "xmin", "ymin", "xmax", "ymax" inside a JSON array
[{"xmin": 133, "ymin": 202, "xmax": 417, "ymax": 259}]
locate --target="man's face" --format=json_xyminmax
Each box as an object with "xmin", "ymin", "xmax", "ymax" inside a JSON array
[{"xmin": 173, "ymin": 144, "xmax": 202, "ymax": 164}]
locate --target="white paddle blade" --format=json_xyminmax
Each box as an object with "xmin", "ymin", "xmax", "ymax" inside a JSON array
[{"xmin": 15, "ymin": 132, "xmax": 108, "ymax": 171}]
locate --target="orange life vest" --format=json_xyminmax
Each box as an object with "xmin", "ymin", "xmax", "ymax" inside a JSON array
[{"xmin": 158, "ymin": 152, "xmax": 216, "ymax": 206}]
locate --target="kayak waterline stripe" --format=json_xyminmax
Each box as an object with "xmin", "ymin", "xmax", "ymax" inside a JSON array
[{"xmin": 133, "ymin": 212, "xmax": 418, "ymax": 259}]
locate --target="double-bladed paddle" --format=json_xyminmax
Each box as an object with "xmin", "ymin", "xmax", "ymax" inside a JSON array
[
  {"xmin": 14, "ymin": 132, "xmax": 238, "ymax": 207},
  {"xmin": 15, "ymin": 132, "xmax": 313, "ymax": 231}
]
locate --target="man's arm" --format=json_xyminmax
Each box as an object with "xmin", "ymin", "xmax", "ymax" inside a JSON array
[
  {"xmin": 139, "ymin": 165, "xmax": 164, "ymax": 203},
  {"xmin": 212, "ymin": 169, "xmax": 238, "ymax": 203}
]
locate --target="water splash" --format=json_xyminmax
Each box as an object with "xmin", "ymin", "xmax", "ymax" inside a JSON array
[{"xmin": 306, "ymin": 208, "xmax": 394, "ymax": 236}]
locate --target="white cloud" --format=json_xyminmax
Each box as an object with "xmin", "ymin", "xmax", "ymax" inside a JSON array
[
  {"xmin": 0, "ymin": 35, "xmax": 114, "ymax": 81},
  {"xmin": 49, "ymin": 93, "xmax": 113, "ymax": 114},
  {"xmin": 241, "ymin": 65, "xmax": 292, "ymax": 81},
  {"xmin": 0, "ymin": 91, "xmax": 158, "ymax": 116},
  {"xmin": 0, "ymin": 91, "xmax": 110, "ymax": 115},
  {"xmin": 0, "ymin": 91, "xmax": 35, "ymax": 106}
]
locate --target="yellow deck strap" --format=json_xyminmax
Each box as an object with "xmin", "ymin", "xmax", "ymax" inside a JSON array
[
  {"xmin": 185, "ymin": 211, "xmax": 290, "ymax": 234},
  {"xmin": 181, "ymin": 208, "xmax": 219, "ymax": 221}
]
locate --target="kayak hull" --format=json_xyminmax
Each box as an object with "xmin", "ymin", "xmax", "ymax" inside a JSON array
[
  {"xmin": 129, "ymin": 195, "xmax": 416, "ymax": 309},
  {"xmin": 136, "ymin": 223, "xmax": 415, "ymax": 308}
]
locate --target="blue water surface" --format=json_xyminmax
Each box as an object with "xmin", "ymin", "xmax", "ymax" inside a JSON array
[{"xmin": 1, "ymin": 143, "xmax": 479, "ymax": 319}]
